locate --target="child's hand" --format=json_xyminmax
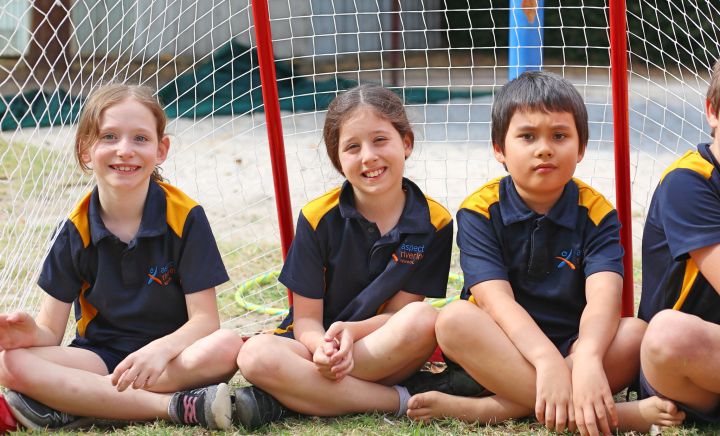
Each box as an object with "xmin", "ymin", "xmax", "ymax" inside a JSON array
[
  {"xmin": 535, "ymin": 359, "xmax": 574, "ymax": 433},
  {"xmin": 312, "ymin": 338, "xmax": 339, "ymax": 379},
  {"xmin": 0, "ymin": 312, "xmax": 37, "ymax": 349},
  {"xmin": 324, "ymin": 321, "xmax": 355, "ymax": 380},
  {"xmin": 572, "ymin": 356, "xmax": 617, "ymax": 436},
  {"xmin": 111, "ymin": 344, "xmax": 173, "ymax": 392}
]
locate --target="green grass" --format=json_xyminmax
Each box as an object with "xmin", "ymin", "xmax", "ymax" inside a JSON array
[
  {"xmin": 0, "ymin": 139, "xmax": 80, "ymax": 198},
  {"xmin": 9, "ymin": 404, "xmax": 720, "ymax": 435},
  {"xmin": 0, "ymin": 139, "xmax": 84, "ymax": 311}
]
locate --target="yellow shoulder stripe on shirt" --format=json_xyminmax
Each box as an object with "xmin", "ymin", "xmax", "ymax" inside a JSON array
[
  {"xmin": 425, "ymin": 195, "xmax": 452, "ymax": 231},
  {"xmin": 76, "ymin": 281, "xmax": 96, "ymax": 337},
  {"xmin": 673, "ymin": 258, "xmax": 700, "ymax": 311},
  {"xmin": 660, "ymin": 150, "xmax": 714, "ymax": 183},
  {"xmin": 574, "ymin": 178, "xmax": 614, "ymax": 226},
  {"xmin": 302, "ymin": 187, "xmax": 342, "ymax": 230},
  {"xmin": 157, "ymin": 181, "xmax": 199, "ymax": 238},
  {"xmin": 459, "ymin": 176, "xmax": 503, "ymax": 219},
  {"xmin": 68, "ymin": 190, "xmax": 93, "ymax": 248}
]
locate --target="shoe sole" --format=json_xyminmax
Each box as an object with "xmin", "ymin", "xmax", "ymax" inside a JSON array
[{"xmin": 210, "ymin": 383, "xmax": 232, "ymax": 430}]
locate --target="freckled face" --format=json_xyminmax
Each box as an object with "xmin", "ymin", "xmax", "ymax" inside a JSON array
[{"xmin": 81, "ymin": 98, "xmax": 168, "ymax": 194}]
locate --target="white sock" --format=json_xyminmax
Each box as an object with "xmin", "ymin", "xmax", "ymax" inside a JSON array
[{"xmin": 393, "ymin": 385, "xmax": 410, "ymax": 417}]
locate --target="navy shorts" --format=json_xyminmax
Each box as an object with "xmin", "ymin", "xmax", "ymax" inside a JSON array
[
  {"xmin": 639, "ymin": 369, "xmax": 720, "ymax": 424},
  {"xmin": 69, "ymin": 338, "xmax": 127, "ymax": 373},
  {"xmin": 557, "ymin": 333, "xmax": 579, "ymax": 358}
]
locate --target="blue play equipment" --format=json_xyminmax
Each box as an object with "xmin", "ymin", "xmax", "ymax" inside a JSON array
[{"xmin": 509, "ymin": 0, "xmax": 544, "ymax": 79}]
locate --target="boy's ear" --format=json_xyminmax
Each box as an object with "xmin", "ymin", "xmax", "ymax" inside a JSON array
[
  {"xmin": 577, "ymin": 144, "xmax": 586, "ymax": 163},
  {"xmin": 156, "ymin": 135, "xmax": 170, "ymax": 164},
  {"xmin": 492, "ymin": 142, "xmax": 506, "ymax": 164},
  {"xmin": 706, "ymin": 99, "xmax": 719, "ymax": 130}
]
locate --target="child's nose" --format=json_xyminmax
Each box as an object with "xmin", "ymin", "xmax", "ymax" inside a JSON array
[
  {"xmin": 116, "ymin": 139, "xmax": 135, "ymax": 157},
  {"xmin": 535, "ymin": 140, "xmax": 553, "ymax": 157},
  {"xmin": 361, "ymin": 144, "xmax": 379, "ymax": 163}
]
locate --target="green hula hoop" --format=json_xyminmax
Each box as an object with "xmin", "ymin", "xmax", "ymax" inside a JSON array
[{"xmin": 235, "ymin": 271, "xmax": 465, "ymax": 316}]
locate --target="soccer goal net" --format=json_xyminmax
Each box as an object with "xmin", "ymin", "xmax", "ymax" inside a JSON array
[{"xmin": 0, "ymin": 0, "xmax": 717, "ymax": 338}]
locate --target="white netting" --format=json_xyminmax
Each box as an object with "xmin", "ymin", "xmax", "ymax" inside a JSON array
[{"xmin": 0, "ymin": 1, "xmax": 717, "ymax": 337}]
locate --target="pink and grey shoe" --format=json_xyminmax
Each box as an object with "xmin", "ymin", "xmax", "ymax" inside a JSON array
[{"xmin": 168, "ymin": 383, "xmax": 232, "ymax": 430}]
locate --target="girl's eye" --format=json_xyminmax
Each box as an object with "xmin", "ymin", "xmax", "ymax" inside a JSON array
[
  {"xmin": 344, "ymin": 143, "xmax": 359, "ymax": 152},
  {"xmin": 101, "ymin": 133, "xmax": 115, "ymax": 140},
  {"xmin": 135, "ymin": 135, "xmax": 148, "ymax": 142},
  {"xmin": 374, "ymin": 136, "xmax": 387, "ymax": 143},
  {"xmin": 521, "ymin": 133, "xmax": 534, "ymax": 141},
  {"xmin": 554, "ymin": 133, "xmax": 567, "ymax": 141}
]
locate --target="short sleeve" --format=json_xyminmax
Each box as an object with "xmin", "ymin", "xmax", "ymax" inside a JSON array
[
  {"xmin": 456, "ymin": 208, "xmax": 508, "ymax": 289},
  {"xmin": 176, "ymin": 206, "xmax": 229, "ymax": 293},
  {"xmin": 583, "ymin": 210, "xmax": 624, "ymax": 277},
  {"xmin": 658, "ymin": 170, "xmax": 720, "ymax": 260},
  {"xmin": 278, "ymin": 212, "xmax": 326, "ymax": 299},
  {"xmin": 37, "ymin": 221, "xmax": 84, "ymax": 303},
  {"xmin": 403, "ymin": 220, "xmax": 453, "ymax": 298}
]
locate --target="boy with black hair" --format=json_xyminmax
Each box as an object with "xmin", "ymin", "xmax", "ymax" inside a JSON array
[{"xmin": 407, "ymin": 71, "xmax": 685, "ymax": 435}]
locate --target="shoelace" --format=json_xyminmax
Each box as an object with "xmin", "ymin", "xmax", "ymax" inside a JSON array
[{"xmin": 182, "ymin": 395, "xmax": 198, "ymax": 424}]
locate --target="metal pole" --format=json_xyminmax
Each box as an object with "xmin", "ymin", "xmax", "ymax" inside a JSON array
[
  {"xmin": 251, "ymin": 0, "xmax": 295, "ymax": 305},
  {"xmin": 609, "ymin": 0, "xmax": 634, "ymax": 317}
]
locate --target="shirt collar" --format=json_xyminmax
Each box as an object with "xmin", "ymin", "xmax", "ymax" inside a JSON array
[
  {"xmin": 499, "ymin": 176, "xmax": 578, "ymax": 229},
  {"xmin": 88, "ymin": 180, "xmax": 167, "ymax": 245},
  {"xmin": 337, "ymin": 177, "xmax": 434, "ymax": 234},
  {"xmin": 699, "ymin": 142, "xmax": 720, "ymax": 170}
]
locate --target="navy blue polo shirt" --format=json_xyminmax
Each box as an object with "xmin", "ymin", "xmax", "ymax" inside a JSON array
[
  {"xmin": 639, "ymin": 143, "xmax": 720, "ymax": 324},
  {"xmin": 457, "ymin": 176, "xmax": 624, "ymax": 348},
  {"xmin": 38, "ymin": 180, "xmax": 229, "ymax": 355},
  {"xmin": 276, "ymin": 178, "xmax": 453, "ymax": 336}
]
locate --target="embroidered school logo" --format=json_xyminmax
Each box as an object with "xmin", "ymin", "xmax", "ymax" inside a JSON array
[
  {"xmin": 147, "ymin": 262, "xmax": 177, "ymax": 286},
  {"xmin": 394, "ymin": 243, "xmax": 425, "ymax": 265},
  {"xmin": 555, "ymin": 248, "xmax": 581, "ymax": 270}
]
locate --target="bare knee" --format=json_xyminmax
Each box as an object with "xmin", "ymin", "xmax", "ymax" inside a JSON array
[
  {"xmin": 0, "ymin": 349, "xmax": 31, "ymax": 391},
  {"xmin": 213, "ymin": 329, "xmax": 244, "ymax": 361},
  {"xmin": 642, "ymin": 310, "xmax": 705, "ymax": 370},
  {"xmin": 615, "ymin": 316, "xmax": 647, "ymax": 354},
  {"xmin": 179, "ymin": 329, "xmax": 243, "ymax": 377},
  {"xmin": 391, "ymin": 302, "xmax": 438, "ymax": 350},
  {"xmin": 436, "ymin": 300, "xmax": 482, "ymax": 353},
  {"xmin": 237, "ymin": 334, "xmax": 284, "ymax": 385}
]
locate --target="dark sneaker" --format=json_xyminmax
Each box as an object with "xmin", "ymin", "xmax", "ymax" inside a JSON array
[
  {"xmin": 5, "ymin": 390, "xmax": 76, "ymax": 430},
  {"xmin": 168, "ymin": 383, "xmax": 232, "ymax": 430},
  {"xmin": 233, "ymin": 386, "xmax": 297, "ymax": 430},
  {"xmin": 403, "ymin": 365, "xmax": 488, "ymax": 397}
]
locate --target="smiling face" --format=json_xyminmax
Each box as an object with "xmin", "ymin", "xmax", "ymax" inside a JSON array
[
  {"xmin": 337, "ymin": 106, "xmax": 412, "ymax": 202},
  {"xmin": 81, "ymin": 98, "xmax": 169, "ymax": 195},
  {"xmin": 495, "ymin": 109, "xmax": 584, "ymax": 211}
]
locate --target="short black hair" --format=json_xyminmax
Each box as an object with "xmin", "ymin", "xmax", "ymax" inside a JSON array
[{"xmin": 491, "ymin": 71, "xmax": 589, "ymax": 154}]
